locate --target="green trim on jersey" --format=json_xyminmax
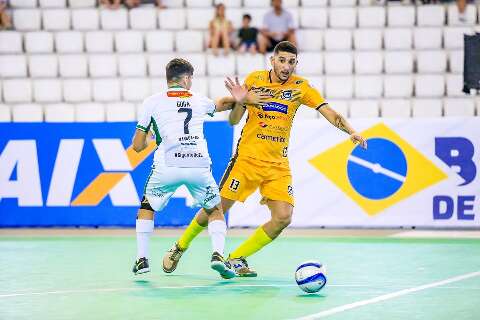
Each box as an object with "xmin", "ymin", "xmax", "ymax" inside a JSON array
[
  {"xmin": 150, "ymin": 117, "xmax": 162, "ymax": 146},
  {"xmin": 136, "ymin": 124, "xmax": 149, "ymax": 132}
]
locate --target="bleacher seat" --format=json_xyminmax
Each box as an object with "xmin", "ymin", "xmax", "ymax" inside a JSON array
[
  {"xmin": 384, "ymin": 28, "xmax": 412, "ymax": 49},
  {"xmin": 444, "ymin": 98, "xmax": 475, "ymax": 117},
  {"xmin": 190, "ymin": 76, "xmax": 208, "ymax": 95},
  {"xmin": 100, "ymin": 8, "xmax": 128, "ymax": 30},
  {"xmin": 415, "ymin": 75, "xmax": 445, "ymax": 98},
  {"xmin": 354, "ymin": 75, "xmax": 383, "ymax": 98},
  {"xmin": 417, "ymin": 51, "xmax": 447, "ymax": 73},
  {"xmin": 12, "ymin": 104, "xmax": 43, "ymax": 122},
  {"xmin": 150, "ymin": 78, "xmax": 169, "ymax": 94},
  {"xmin": 92, "ymin": 79, "xmax": 121, "ymax": 102},
  {"xmin": 307, "ymin": 77, "xmax": 324, "ymax": 95},
  {"xmin": 29, "ymin": 55, "xmax": 58, "ymax": 78},
  {"xmin": 325, "ymin": 76, "xmax": 354, "ymax": 99},
  {"xmin": 294, "ymin": 106, "xmax": 318, "ymax": 119},
  {"xmin": 444, "ymin": 27, "xmax": 472, "ymax": 49},
  {"xmin": 237, "ymin": 54, "xmax": 265, "ymax": 76},
  {"xmin": 243, "ymin": 0, "xmax": 269, "ymax": 7},
  {"xmin": 129, "ymin": 8, "xmax": 157, "ymax": 30},
  {"xmin": 69, "ymin": 0, "xmax": 96, "ymax": 7},
  {"xmin": 146, "ymin": 31, "xmax": 174, "ymax": 52},
  {"xmin": 387, "ymin": 6, "xmax": 415, "ymax": 27},
  {"xmin": 33, "ymin": 79, "xmax": 62, "ymax": 103},
  {"xmin": 13, "ymin": 9, "xmax": 42, "ymax": 31},
  {"xmin": 413, "ymin": 28, "xmax": 443, "ymax": 50},
  {"xmin": 476, "ymin": 97, "xmax": 480, "ymax": 116},
  {"xmin": 447, "ymin": 4, "xmax": 477, "ymax": 26},
  {"xmin": 10, "ymin": 0, "xmax": 37, "ymax": 7},
  {"xmin": 299, "ymin": 8, "xmax": 327, "ymax": 29},
  {"xmin": 118, "ymin": 54, "xmax": 147, "ymax": 77},
  {"xmin": 75, "ymin": 103, "xmax": 105, "ymax": 122},
  {"xmin": 39, "ymin": 0, "xmax": 66, "ymax": 7},
  {"xmin": 63, "ymin": 79, "xmax": 92, "ymax": 102},
  {"xmin": 159, "ymin": 9, "xmax": 187, "ymax": 30},
  {"xmin": 446, "ymin": 74, "xmax": 464, "ymax": 97},
  {"xmin": 58, "ymin": 55, "xmax": 88, "ymax": 77},
  {"xmin": 0, "ymin": 55, "xmax": 28, "ymax": 78},
  {"xmin": 324, "ymin": 52, "xmax": 353, "ymax": 75},
  {"xmin": 0, "ymin": 105, "xmax": 11, "ymax": 122},
  {"xmin": 85, "ymin": 31, "xmax": 114, "ymax": 53},
  {"xmin": 384, "ymin": 75, "xmax": 414, "ymax": 98},
  {"xmin": 327, "ymin": 100, "xmax": 349, "ymax": 117},
  {"xmin": 42, "ymin": 9, "xmax": 70, "ymax": 30},
  {"xmin": 55, "ymin": 31, "xmax": 84, "ymax": 53},
  {"xmin": 175, "ymin": 53, "xmax": 207, "ymax": 76},
  {"xmin": 106, "ymin": 102, "xmax": 136, "ymax": 122},
  {"xmin": 296, "ymin": 52, "xmax": 323, "ymax": 75},
  {"xmin": 115, "ymin": 31, "xmax": 144, "ymax": 53},
  {"xmin": 412, "ymin": 99, "xmax": 443, "ymax": 117},
  {"xmin": 25, "ymin": 32, "xmax": 54, "ymax": 53},
  {"xmin": 88, "ymin": 55, "xmax": 118, "ymax": 78},
  {"xmin": 353, "ymin": 29, "xmax": 382, "ymax": 50},
  {"xmin": 358, "ymin": 7, "xmax": 386, "ymax": 27},
  {"xmin": 0, "ymin": 32, "xmax": 23, "ymax": 53},
  {"xmin": 354, "ymin": 51, "xmax": 383, "ymax": 74},
  {"xmin": 72, "ymin": 8, "xmax": 100, "ymax": 30},
  {"xmin": 417, "ymin": 5, "xmax": 445, "ymax": 27},
  {"xmin": 448, "ymin": 50, "xmax": 463, "ymax": 73},
  {"xmin": 324, "ymin": 29, "xmax": 352, "ymax": 50},
  {"xmin": 207, "ymin": 54, "xmax": 236, "ymax": 76},
  {"xmin": 3, "ymin": 79, "xmax": 32, "ymax": 103},
  {"xmin": 162, "ymin": 0, "xmax": 184, "ymax": 7},
  {"xmin": 122, "ymin": 78, "xmax": 151, "ymax": 102},
  {"xmin": 297, "ymin": 30, "xmax": 323, "ymax": 51},
  {"xmin": 248, "ymin": 8, "xmax": 269, "ymax": 29},
  {"xmin": 349, "ymin": 100, "xmax": 379, "ymax": 118},
  {"xmin": 187, "ymin": 8, "xmax": 214, "ymax": 29},
  {"xmin": 381, "ymin": 99, "xmax": 411, "ymax": 118},
  {"xmin": 329, "ymin": 7, "xmax": 357, "ymax": 28},
  {"xmin": 44, "ymin": 104, "xmax": 75, "ymax": 122},
  {"xmin": 176, "ymin": 31, "xmax": 204, "ymax": 52},
  {"xmin": 148, "ymin": 54, "xmax": 174, "ymax": 77},
  {"xmin": 186, "ymin": 0, "xmax": 213, "ymax": 7},
  {"xmin": 384, "ymin": 51, "xmax": 413, "ymax": 74},
  {"xmin": 214, "ymin": 0, "xmax": 241, "ymax": 7},
  {"xmin": 208, "ymin": 77, "xmax": 230, "ymax": 99}
]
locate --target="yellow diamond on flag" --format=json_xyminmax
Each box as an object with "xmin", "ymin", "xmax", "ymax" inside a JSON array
[{"xmin": 309, "ymin": 123, "xmax": 448, "ymax": 216}]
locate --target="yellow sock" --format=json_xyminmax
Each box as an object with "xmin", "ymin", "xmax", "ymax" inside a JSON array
[
  {"xmin": 229, "ymin": 227, "xmax": 273, "ymax": 259},
  {"xmin": 178, "ymin": 218, "xmax": 205, "ymax": 250}
]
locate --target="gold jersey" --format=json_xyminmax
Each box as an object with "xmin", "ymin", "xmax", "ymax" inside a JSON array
[{"xmin": 235, "ymin": 70, "xmax": 326, "ymax": 165}]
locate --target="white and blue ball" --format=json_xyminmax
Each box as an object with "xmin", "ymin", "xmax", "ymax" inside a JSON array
[{"xmin": 295, "ymin": 261, "xmax": 327, "ymax": 293}]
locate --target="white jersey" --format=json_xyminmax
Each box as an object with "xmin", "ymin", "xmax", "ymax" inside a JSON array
[{"xmin": 136, "ymin": 87, "xmax": 216, "ymax": 168}]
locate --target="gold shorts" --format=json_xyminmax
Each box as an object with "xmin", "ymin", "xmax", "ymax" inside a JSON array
[{"xmin": 219, "ymin": 155, "xmax": 294, "ymax": 206}]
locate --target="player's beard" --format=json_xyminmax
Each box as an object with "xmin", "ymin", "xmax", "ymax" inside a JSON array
[{"xmin": 273, "ymin": 65, "xmax": 293, "ymax": 82}]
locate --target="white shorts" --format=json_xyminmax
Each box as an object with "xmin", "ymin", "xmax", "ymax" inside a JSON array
[{"xmin": 143, "ymin": 164, "xmax": 221, "ymax": 211}]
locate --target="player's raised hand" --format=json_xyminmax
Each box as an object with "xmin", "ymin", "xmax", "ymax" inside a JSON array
[
  {"xmin": 225, "ymin": 77, "xmax": 248, "ymax": 103},
  {"xmin": 246, "ymin": 91, "xmax": 271, "ymax": 106},
  {"xmin": 350, "ymin": 133, "xmax": 367, "ymax": 149}
]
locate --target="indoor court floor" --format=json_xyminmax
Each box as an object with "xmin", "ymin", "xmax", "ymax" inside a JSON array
[{"xmin": 0, "ymin": 229, "xmax": 479, "ymax": 320}]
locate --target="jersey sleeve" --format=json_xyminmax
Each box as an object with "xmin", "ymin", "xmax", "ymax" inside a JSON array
[
  {"xmin": 201, "ymin": 96, "xmax": 216, "ymax": 117},
  {"xmin": 243, "ymin": 72, "xmax": 257, "ymax": 90},
  {"xmin": 300, "ymin": 82, "xmax": 327, "ymax": 110},
  {"xmin": 136, "ymin": 98, "xmax": 153, "ymax": 132}
]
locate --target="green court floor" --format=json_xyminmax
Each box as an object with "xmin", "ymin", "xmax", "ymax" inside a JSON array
[{"xmin": 0, "ymin": 234, "xmax": 479, "ymax": 320}]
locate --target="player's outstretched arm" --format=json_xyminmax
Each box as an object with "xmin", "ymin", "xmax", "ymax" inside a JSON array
[
  {"xmin": 214, "ymin": 96, "xmax": 236, "ymax": 112},
  {"xmin": 318, "ymin": 104, "xmax": 368, "ymax": 149},
  {"xmin": 132, "ymin": 129, "xmax": 149, "ymax": 153},
  {"xmin": 229, "ymin": 103, "xmax": 246, "ymax": 125}
]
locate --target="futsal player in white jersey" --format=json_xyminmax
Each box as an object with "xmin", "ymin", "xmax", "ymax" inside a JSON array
[{"xmin": 131, "ymin": 58, "xmax": 236, "ymax": 279}]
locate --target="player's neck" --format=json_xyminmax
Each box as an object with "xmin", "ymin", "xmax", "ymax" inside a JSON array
[
  {"xmin": 269, "ymin": 69, "xmax": 287, "ymax": 84},
  {"xmin": 168, "ymin": 82, "xmax": 187, "ymax": 90}
]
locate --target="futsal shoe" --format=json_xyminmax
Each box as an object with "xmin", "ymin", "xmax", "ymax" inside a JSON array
[
  {"xmin": 228, "ymin": 256, "xmax": 257, "ymax": 277},
  {"xmin": 162, "ymin": 242, "xmax": 186, "ymax": 273},
  {"xmin": 132, "ymin": 257, "xmax": 150, "ymax": 275},
  {"xmin": 210, "ymin": 252, "xmax": 236, "ymax": 279}
]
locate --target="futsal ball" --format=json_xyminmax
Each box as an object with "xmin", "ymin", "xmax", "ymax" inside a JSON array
[{"xmin": 295, "ymin": 261, "xmax": 327, "ymax": 293}]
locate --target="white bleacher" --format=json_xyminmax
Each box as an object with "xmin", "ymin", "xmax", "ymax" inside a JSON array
[
  {"xmin": 353, "ymin": 29, "xmax": 382, "ymax": 50},
  {"xmin": 58, "ymin": 54, "xmax": 88, "ymax": 77},
  {"xmin": 63, "ymin": 79, "xmax": 92, "ymax": 102},
  {"xmin": 85, "ymin": 31, "xmax": 114, "ymax": 53},
  {"xmin": 69, "ymin": 0, "xmax": 96, "ymax": 8},
  {"xmin": 25, "ymin": 32, "xmax": 54, "ymax": 53},
  {"xmin": 92, "ymin": 78, "xmax": 121, "ymax": 102},
  {"xmin": 159, "ymin": 9, "xmax": 187, "ymax": 30},
  {"xmin": 115, "ymin": 31, "xmax": 144, "ymax": 53},
  {"xmin": 10, "ymin": 0, "xmax": 38, "ymax": 7},
  {"xmin": 412, "ymin": 99, "xmax": 443, "ymax": 117},
  {"xmin": 33, "ymin": 79, "xmax": 62, "ymax": 103},
  {"xmin": 129, "ymin": 7, "xmax": 157, "ymax": 30},
  {"xmin": 88, "ymin": 54, "xmax": 118, "ymax": 78},
  {"xmin": 100, "ymin": 8, "xmax": 129, "ymax": 30},
  {"xmin": 324, "ymin": 29, "xmax": 352, "ymax": 50},
  {"xmin": 3, "ymin": 79, "xmax": 33, "ymax": 103},
  {"xmin": 0, "ymin": 32, "xmax": 23, "ymax": 53},
  {"xmin": 417, "ymin": 51, "xmax": 448, "ymax": 73},
  {"xmin": 387, "ymin": 6, "xmax": 416, "ymax": 27},
  {"xmin": 299, "ymin": 8, "xmax": 327, "ymax": 29},
  {"xmin": 176, "ymin": 30, "xmax": 204, "ymax": 52},
  {"xmin": 122, "ymin": 78, "xmax": 151, "ymax": 102},
  {"xmin": 354, "ymin": 75, "xmax": 383, "ymax": 99},
  {"xmin": 384, "ymin": 28, "xmax": 413, "ymax": 50},
  {"xmin": 381, "ymin": 99, "xmax": 411, "ymax": 118},
  {"xmin": 358, "ymin": 7, "xmax": 386, "ymax": 28},
  {"xmin": 13, "ymin": 9, "xmax": 42, "ymax": 31},
  {"xmin": 447, "ymin": 4, "xmax": 478, "ymax": 26},
  {"xmin": 329, "ymin": 7, "xmax": 357, "ymax": 28},
  {"xmin": 29, "ymin": 55, "xmax": 58, "ymax": 78},
  {"xmin": 39, "ymin": 0, "xmax": 67, "ymax": 8},
  {"xmin": 0, "ymin": 55, "xmax": 28, "ymax": 78},
  {"xmin": 44, "ymin": 103, "xmax": 75, "ymax": 122},
  {"xmin": 384, "ymin": 51, "xmax": 414, "ymax": 74},
  {"xmin": 444, "ymin": 98, "xmax": 476, "ymax": 117},
  {"xmin": 417, "ymin": 5, "xmax": 446, "ymax": 27},
  {"xmin": 324, "ymin": 52, "xmax": 353, "ymax": 75},
  {"xmin": 0, "ymin": 104, "xmax": 11, "ymax": 122},
  {"xmin": 207, "ymin": 54, "xmax": 236, "ymax": 76},
  {"xmin": 413, "ymin": 28, "xmax": 443, "ymax": 50},
  {"xmin": 72, "ymin": 8, "xmax": 99, "ymax": 30},
  {"xmin": 349, "ymin": 100, "xmax": 380, "ymax": 118},
  {"xmin": 354, "ymin": 51, "xmax": 383, "ymax": 75},
  {"xmin": 106, "ymin": 102, "xmax": 136, "ymax": 122},
  {"xmin": 118, "ymin": 54, "xmax": 147, "ymax": 77},
  {"xmin": 75, "ymin": 103, "xmax": 105, "ymax": 122},
  {"xmin": 42, "ymin": 9, "xmax": 71, "ymax": 30},
  {"xmin": 55, "ymin": 31, "xmax": 84, "ymax": 53},
  {"xmin": 12, "ymin": 104, "xmax": 43, "ymax": 122}
]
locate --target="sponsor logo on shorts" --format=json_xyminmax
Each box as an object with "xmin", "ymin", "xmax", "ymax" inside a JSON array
[
  {"xmin": 151, "ymin": 188, "xmax": 167, "ymax": 198},
  {"xmin": 204, "ymin": 186, "xmax": 218, "ymax": 204},
  {"xmin": 262, "ymin": 102, "xmax": 288, "ymax": 114},
  {"xmin": 256, "ymin": 134, "xmax": 286, "ymax": 143},
  {"xmin": 174, "ymin": 152, "xmax": 204, "ymax": 158}
]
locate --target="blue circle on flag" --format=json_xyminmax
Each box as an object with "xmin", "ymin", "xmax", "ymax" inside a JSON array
[{"xmin": 347, "ymin": 138, "xmax": 407, "ymax": 200}]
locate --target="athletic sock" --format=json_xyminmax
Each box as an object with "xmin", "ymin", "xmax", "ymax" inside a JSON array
[
  {"xmin": 229, "ymin": 226, "xmax": 273, "ymax": 259},
  {"xmin": 177, "ymin": 218, "xmax": 205, "ymax": 250},
  {"xmin": 136, "ymin": 219, "xmax": 154, "ymax": 260},
  {"xmin": 208, "ymin": 219, "xmax": 227, "ymax": 256}
]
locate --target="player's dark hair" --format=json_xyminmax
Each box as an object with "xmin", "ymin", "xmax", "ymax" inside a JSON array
[
  {"xmin": 166, "ymin": 58, "xmax": 194, "ymax": 82},
  {"xmin": 274, "ymin": 41, "xmax": 298, "ymax": 56},
  {"xmin": 243, "ymin": 14, "xmax": 252, "ymax": 21}
]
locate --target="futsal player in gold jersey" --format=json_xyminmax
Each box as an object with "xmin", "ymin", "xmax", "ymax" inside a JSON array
[{"xmin": 162, "ymin": 41, "xmax": 367, "ymax": 277}]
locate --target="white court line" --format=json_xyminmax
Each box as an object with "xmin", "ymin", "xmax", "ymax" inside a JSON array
[{"xmin": 294, "ymin": 271, "xmax": 480, "ymax": 320}]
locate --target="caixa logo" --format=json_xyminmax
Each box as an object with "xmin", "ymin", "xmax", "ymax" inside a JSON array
[
  {"xmin": 0, "ymin": 139, "xmax": 155, "ymax": 207},
  {"xmin": 434, "ymin": 137, "xmax": 477, "ymax": 221}
]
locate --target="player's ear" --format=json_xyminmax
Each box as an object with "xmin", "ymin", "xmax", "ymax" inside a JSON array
[{"xmin": 269, "ymin": 55, "xmax": 274, "ymax": 66}]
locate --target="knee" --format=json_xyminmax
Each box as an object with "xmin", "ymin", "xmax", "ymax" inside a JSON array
[{"xmin": 272, "ymin": 214, "xmax": 292, "ymax": 230}]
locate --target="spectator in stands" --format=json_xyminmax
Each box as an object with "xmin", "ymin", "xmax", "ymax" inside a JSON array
[
  {"xmin": 238, "ymin": 14, "xmax": 264, "ymax": 54},
  {"xmin": 457, "ymin": 0, "xmax": 467, "ymax": 22},
  {"xmin": 0, "ymin": 0, "xmax": 12, "ymax": 30},
  {"xmin": 124, "ymin": 0, "xmax": 165, "ymax": 9},
  {"xmin": 100, "ymin": 0, "xmax": 121, "ymax": 9},
  {"xmin": 261, "ymin": 0, "xmax": 296, "ymax": 52},
  {"xmin": 209, "ymin": 3, "xmax": 233, "ymax": 56}
]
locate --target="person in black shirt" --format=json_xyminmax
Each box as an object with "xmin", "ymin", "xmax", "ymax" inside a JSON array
[{"xmin": 238, "ymin": 14, "xmax": 263, "ymax": 54}]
